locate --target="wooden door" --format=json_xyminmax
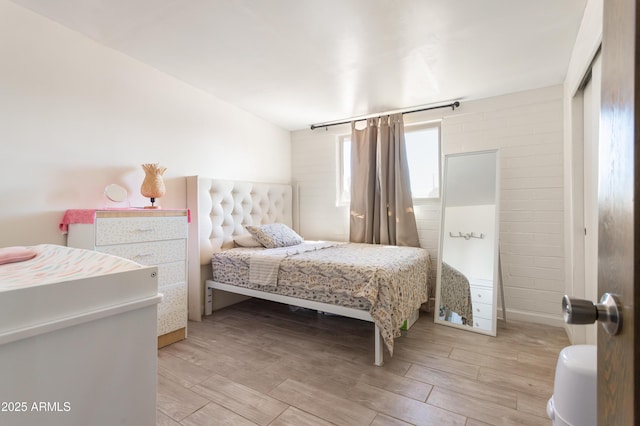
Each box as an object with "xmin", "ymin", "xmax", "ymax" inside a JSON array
[
  {"xmin": 583, "ymin": 55, "xmax": 601, "ymax": 345},
  {"xmin": 598, "ymin": 0, "xmax": 638, "ymax": 423}
]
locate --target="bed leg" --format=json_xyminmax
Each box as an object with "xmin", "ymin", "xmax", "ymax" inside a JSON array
[
  {"xmin": 374, "ymin": 324, "xmax": 384, "ymax": 366},
  {"xmin": 205, "ymin": 287, "xmax": 213, "ymax": 316}
]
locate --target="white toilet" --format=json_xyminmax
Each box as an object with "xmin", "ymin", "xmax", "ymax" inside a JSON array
[{"xmin": 547, "ymin": 344, "xmax": 597, "ymax": 426}]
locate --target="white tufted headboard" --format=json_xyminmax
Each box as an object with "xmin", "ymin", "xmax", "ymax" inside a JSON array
[{"xmin": 186, "ymin": 176, "xmax": 293, "ymax": 321}]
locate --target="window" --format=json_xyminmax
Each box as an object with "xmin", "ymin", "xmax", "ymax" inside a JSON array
[{"xmin": 338, "ymin": 123, "xmax": 441, "ymax": 204}]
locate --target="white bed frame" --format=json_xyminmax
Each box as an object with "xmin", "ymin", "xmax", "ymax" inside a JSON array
[{"xmin": 186, "ymin": 176, "xmax": 384, "ymax": 365}]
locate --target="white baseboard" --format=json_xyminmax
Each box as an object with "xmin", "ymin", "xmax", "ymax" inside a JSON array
[{"xmin": 501, "ymin": 308, "xmax": 566, "ymax": 328}]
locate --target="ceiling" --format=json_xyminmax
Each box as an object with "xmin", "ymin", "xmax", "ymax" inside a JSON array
[{"xmin": 10, "ymin": 0, "xmax": 588, "ymax": 131}]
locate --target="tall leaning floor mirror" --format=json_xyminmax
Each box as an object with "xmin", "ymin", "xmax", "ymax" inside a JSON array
[{"xmin": 434, "ymin": 149, "xmax": 501, "ymax": 336}]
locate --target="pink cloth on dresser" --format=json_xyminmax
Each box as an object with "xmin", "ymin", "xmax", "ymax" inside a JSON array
[
  {"xmin": 59, "ymin": 209, "xmax": 191, "ymax": 233},
  {"xmin": 59, "ymin": 209, "xmax": 97, "ymax": 233}
]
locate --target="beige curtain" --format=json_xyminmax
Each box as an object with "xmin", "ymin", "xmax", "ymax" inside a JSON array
[
  {"xmin": 349, "ymin": 114, "xmax": 420, "ymax": 247},
  {"xmin": 349, "ymin": 118, "xmax": 379, "ymax": 243}
]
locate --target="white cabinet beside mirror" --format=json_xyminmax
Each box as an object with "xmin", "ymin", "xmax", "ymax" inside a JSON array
[{"xmin": 434, "ymin": 150, "xmax": 501, "ymax": 336}]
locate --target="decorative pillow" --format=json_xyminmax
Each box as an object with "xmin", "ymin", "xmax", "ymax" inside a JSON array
[
  {"xmin": 0, "ymin": 246, "xmax": 38, "ymax": 265},
  {"xmin": 233, "ymin": 233, "xmax": 263, "ymax": 248},
  {"xmin": 245, "ymin": 223, "xmax": 303, "ymax": 248}
]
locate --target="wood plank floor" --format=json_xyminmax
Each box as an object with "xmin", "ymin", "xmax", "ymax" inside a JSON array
[{"xmin": 157, "ymin": 299, "xmax": 570, "ymax": 425}]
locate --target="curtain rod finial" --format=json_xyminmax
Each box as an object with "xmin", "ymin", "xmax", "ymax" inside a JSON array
[{"xmin": 310, "ymin": 123, "xmax": 329, "ymax": 131}]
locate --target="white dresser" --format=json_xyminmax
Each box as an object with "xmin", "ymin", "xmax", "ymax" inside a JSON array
[
  {"xmin": 468, "ymin": 277, "xmax": 494, "ymax": 331},
  {"xmin": 67, "ymin": 209, "xmax": 188, "ymax": 347}
]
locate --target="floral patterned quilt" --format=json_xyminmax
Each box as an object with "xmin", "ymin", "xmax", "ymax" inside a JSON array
[{"xmin": 211, "ymin": 242, "xmax": 430, "ymax": 354}]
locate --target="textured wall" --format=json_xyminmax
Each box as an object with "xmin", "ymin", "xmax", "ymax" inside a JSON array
[{"xmin": 292, "ymin": 86, "xmax": 565, "ymax": 325}]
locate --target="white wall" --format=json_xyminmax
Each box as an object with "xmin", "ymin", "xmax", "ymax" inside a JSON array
[
  {"xmin": 0, "ymin": 0, "xmax": 291, "ymax": 247},
  {"xmin": 292, "ymin": 85, "xmax": 565, "ymax": 326}
]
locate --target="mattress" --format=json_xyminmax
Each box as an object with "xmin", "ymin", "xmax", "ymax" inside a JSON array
[
  {"xmin": 0, "ymin": 244, "xmax": 143, "ymax": 291},
  {"xmin": 212, "ymin": 242, "xmax": 430, "ymax": 353}
]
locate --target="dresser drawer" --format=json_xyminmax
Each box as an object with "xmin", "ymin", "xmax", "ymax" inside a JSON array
[
  {"xmin": 158, "ymin": 283, "xmax": 188, "ymax": 336},
  {"xmin": 468, "ymin": 277, "xmax": 493, "ymax": 288},
  {"xmin": 97, "ymin": 239, "xmax": 186, "ymax": 265},
  {"xmin": 473, "ymin": 316, "xmax": 492, "ymax": 330},
  {"xmin": 157, "ymin": 261, "xmax": 186, "ymax": 289},
  {"xmin": 470, "ymin": 286, "xmax": 493, "ymax": 304},
  {"xmin": 95, "ymin": 216, "xmax": 187, "ymax": 246},
  {"xmin": 472, "ymin": 301, "xmax": 493, "ymax": 319}
]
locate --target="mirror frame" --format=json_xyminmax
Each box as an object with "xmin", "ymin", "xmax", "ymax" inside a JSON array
[{"xmin": 434, "ymin": 149, "xmax": 501, "ymax": 336}]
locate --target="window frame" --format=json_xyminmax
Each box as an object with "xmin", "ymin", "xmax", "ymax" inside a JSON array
[
  {"xmin": 337, "ymin": 121, "xmax": 442, "ymax": 206},
  {"xmin": 337, "ymin": 133, "xmax": 352, "ymax": 206}
]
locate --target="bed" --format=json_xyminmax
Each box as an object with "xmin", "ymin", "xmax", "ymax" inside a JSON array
[
  {"xmin": 186, "ymin": 176, "xmax": 431, "ymax": 365},
  {"xmin": 0, "ymin": 244, "xmax": 161, "ymax": 425}
]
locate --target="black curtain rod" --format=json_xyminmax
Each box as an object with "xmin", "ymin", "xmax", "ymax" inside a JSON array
[{"xmin": 310, "ymin": 101, "xmax": 460, "ymax": 130}]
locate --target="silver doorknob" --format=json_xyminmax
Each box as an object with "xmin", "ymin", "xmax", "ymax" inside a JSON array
[{"xmin": 562, "ymin": 293, "xmax": 622, "ymax": 335}]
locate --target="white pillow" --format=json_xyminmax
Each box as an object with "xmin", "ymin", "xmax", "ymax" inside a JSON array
[
  {"xmin": 245, "ymin": 223, "xmax": 303, "ymax": 248},
  {"xmin": 233, "ymin": 233, "xmax": 263, "ymax": 248}
]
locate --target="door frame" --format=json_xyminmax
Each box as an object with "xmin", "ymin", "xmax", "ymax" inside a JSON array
[
  {"xmin": 564, "ymin": 50, "xmax": 601, "ymax": 344},
  {"xmin": 583, "ymin": 54, "xmax": 602, "ymax": 345}
]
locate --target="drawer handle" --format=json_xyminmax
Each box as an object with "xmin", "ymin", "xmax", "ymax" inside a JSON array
[
  {"xmin": 136, "ymin": 228, "xmax": 154, "ymax": 232},
  {"xmin": 134, "ymin": 253, "xmax": 154, "ymax": 258},
  {"xmin": 477, "ymin": 294, "xmax": 482, "ymax": 298}
]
